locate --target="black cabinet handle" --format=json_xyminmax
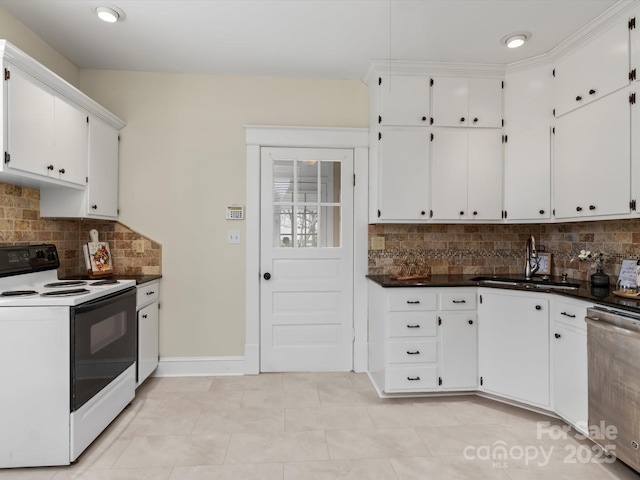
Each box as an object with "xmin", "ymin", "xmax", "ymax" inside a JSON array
[
  {"xmin": 406, "ymin": 300, "xmax": 420, "ymax": 304},
  {"xmin": 561, "ymin": 312, "xmax": 576, "ymax": 318},
  {"xmin": 589, "ymin": 205, "xmax": 596, "ymax": 210},
  {"xmin": 589, "ymin": 89, "xmax": 596, "ymax": 95},
  {"xmin": 468, "ymin": 319, "xmax": 474, "ymax": 325},
  {"xmin": 91, "ymin": 205, "xmax": 98, "ymax": 210},
  {"xmin": 460, "ymin": 117, "xmax": 466, "ymax": 122},
  {"xmin": 539, "ymin": 210, "xmax": 545, "ymax": 215},
  {"xmin": 555, "ymin": 333, "xmax": 562, "ymax": 339},
  {"xmin": 142, "ymin": 314, "xmax": 148, "ymax": 319},
  {"xmin": 535, "ymin": 305, "xmax": 542, "ymax": 310},
  {"xmin": 576, "ymin": 206, "xmax": 582, "ymax": 212},
  {"xmin": 452, "ymin": 300, "xmax": 466, "ymax": 304},
  {"xmin": 47, "ymin": 165, "xmax": 54, "ymax": 170},
  {"xmin": 473, "ymin": 117, "xmax": 478, "ymax": 123},
  {"xmin": 406, "ymin": 350, "xmax": 420, "ymax": 355},
  {"xmin": 576, "ymin": 95, "xmax": 582, "ymax": 101},
  {"xmin": 407, "ymin": 324, "xmax": 421, "ymax": 329},
  {"xmin": 58, "ymin": 168, "xmax": 65, "ymax": 174},
  {"xmin": 147, "ymin": 291, "xmax": 156, "ymax": 295},
  {"xmin": 407, "ymin": 376, "xmax": 421, "ymax": 381},
  {"xmin": 263, "ymin": 272, "xmax": 271, "ymax": 280}
]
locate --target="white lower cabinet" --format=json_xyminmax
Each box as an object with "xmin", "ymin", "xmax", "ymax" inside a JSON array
[
  {"xmin": 136, "ymin": 281, "xmax": 159, "ymax": 387},
  {"xmin": 477, "ymin": 289, "xmax": 550, "ymax": 408},
  {"xmin": 368, "ymin": 282, "xmax": 477, "ymax": 394},
  {"xmin": 551, "ymin": 298, "xmax": 590, "ymax": 434}
]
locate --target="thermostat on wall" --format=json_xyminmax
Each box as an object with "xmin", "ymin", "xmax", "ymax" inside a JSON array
[{"xmin": 226, "ymin": 205, "xmax": 244, "ymax": 220}]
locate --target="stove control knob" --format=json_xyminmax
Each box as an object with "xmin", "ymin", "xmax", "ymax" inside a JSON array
[
  {"xmin": 35, "ymin": 250, "xmax": 45, "ymax": 259},
  {"xmin": 47, "ymin": 251, "xmax": 57, "ymax": 261}
]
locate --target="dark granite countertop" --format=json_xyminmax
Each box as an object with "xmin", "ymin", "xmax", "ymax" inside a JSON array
[
  {"xmin": 61, "ymin": 274, "xmax": 162, "ymax": 285},
  {"xmin": 367, "ymin": 274, "xmax": 640, "ymax": 315}
]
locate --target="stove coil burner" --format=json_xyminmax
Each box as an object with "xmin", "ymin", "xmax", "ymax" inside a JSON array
[
  {"xmin": 40, "ymin": 288, "xmax": 91, "ymax": 297},
  {"xmin": 1, "ymin": 290, "xmax": 39, "ymax": 297},
  {"xmin": 44, "ymin": 281, "xmax": 88, "ymax": 288},
  {"xmin": 92, "ymin": 279, "xmax": 119, "ymax": 286}
]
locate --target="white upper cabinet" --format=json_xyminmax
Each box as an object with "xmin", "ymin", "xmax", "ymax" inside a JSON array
[
  {"xmin": 376, "ymin": 128, "xmax": 430, "ymax": 221},
  {"xmin": 53, "ymin": 96, "xmax": 88, "ymax": 186},
  {"xmin": 378, "ymin": 75, "xmax": 431, "ymax": 126},
  {"xmin": 503, "ymin": 64, "xmax": 553, "ymax": 221},
  {"xmin": 431, "ymin": 128, "xmax": 503, "ymax": 220},
  {"xmin": 553, "ymin": 86, "xmax": 631, "ymax": 219},
  {"xmin": 553, "ymin": 17, "xmax": 630, "ymax": 118},
  {"xmin": 432, "ymin": 77, "xmax": 503, "ymax": 128}
]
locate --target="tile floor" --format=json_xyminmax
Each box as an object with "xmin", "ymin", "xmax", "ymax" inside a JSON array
[{"xmin": 3, "ymin": 372, "xmax": 640, "ymax": 480}]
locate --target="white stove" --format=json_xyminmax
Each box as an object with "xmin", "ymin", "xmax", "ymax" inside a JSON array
[{"xmin": 0, "ymin": 244, "xmax": 138, "ymax": 468}]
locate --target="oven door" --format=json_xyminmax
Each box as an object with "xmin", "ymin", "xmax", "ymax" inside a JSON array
[{"xmin": 71, "ymin": 287, "xmax": 136, "ymax": 411}]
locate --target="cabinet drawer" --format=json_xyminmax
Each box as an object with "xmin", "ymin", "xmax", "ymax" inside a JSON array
[
  {"xmin": 440, "ymin": 291, "xmax": 476, "ymax": 310},
  {"xmin": 137, "ymin": 281, "xmax": 159, "ymax": 309},
  {"xmin": 388, "ymin": 339, "xmax": 437, "ymax": 364},
  {"xmin": 388, "ymin": 291, "xmax": 437, "ymax": 311},
  {"xmin": 386, "ymin": 365, "xmax": 439, "ymax": 391},
  {"xmin": 553, "ymin": 299, "xmax": 589, "ymax": 332},
  {"xmin": 389, "ymin": 312, "xmax": 438, "ymax": 337}
]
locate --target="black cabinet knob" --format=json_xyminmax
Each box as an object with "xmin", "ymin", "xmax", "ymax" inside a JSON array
[
  {"xmin": 589, "ymin": 205, "xmax": 596, "ymax": 210},
  {"xmin": 576, "ymin": 206, "xmax": 582, "ymax": 212},
  {"xmin": 459, "ymin": 211, "xmax": 464, "ymax": 216},
  {"xmin": 554, "ymin": 333, "xmax": 561, "ymax": 339},
  {"xmin": 47, "ymin": 165, "xmax": 54, "ymax": 171},
  {"xmin": 468, "ymin": 319, "xmax": 474, "ymax": 325},
  {"xmin": 539, "ymin": 210, "xmax": 545, "ymax": 215},
  {"xmin": 421, "ymin": 116, "xmax": 427, "ymax": 121},
  {"xmin": 589, "ymin": 89, "xmax": 596, "ymax": 95},
  {"xmin": 535, "ymin": 305, "xmax": 542, "ymax": 310},
  {"xmin": 421, "ymin": 210, "xmax": 426, "ymax": 216},
  {"xmin": 473, "ymin": 211, "xmax": 478, "ymax": 216},
  {"xmin": 58, "ymin": 168, "xmax": 65, "ymax": 174},
  {"xmin": 576, "ymin": 95, "xmax": 582, "ymax": 101},
  {"xmin": 473, "ymin": 117, "xmax": 478, "ymax": 123},
  {"xmin": 460, "ymin": 117, "xmax": 465, "ymax": 122},
  {"xmin": 91, "ymin": 205, "xmax": 98, "ymax": 210},
  {"xmin": 142, "ymin": 314, "xmax": 148, "ymax": 319},
  {"xmin": 263, "ymin": 272, "xmax": 271, "ymax": 280}
]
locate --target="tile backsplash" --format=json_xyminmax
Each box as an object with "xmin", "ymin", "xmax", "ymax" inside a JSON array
[
  {"xmin": 0, "ymin": 183, "xmax": 161, "ymax": 278},
  {"xmin": 369, "ymin": 220, "xmax": 640, "ymax": 284}
]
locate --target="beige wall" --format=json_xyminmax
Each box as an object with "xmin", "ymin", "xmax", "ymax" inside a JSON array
[
  {"xmin": 78, "ymin": 70, "xmax": 368, "ymax": 356},
  {"xmin": 0, "ymin": 8, "xmax": 79, "ymax": 86}
]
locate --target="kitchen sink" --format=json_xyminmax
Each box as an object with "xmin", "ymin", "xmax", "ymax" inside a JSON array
[{"xmin": 471, "ymin": 276, "xmax": 581, "ymax": 291}]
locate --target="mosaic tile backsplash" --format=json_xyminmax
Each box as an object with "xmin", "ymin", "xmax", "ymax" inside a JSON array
[
  {"xmin": 0, "ymin": 183, "xmax": 161, "ymax": 278},
  {"xmin": 369, "ymin": 220, "xmax": 640, "ymax": 284}
]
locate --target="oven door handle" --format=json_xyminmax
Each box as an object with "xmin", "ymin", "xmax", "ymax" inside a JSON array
[{"xmin": 73, "ymin": 287, "xmax": 136, "ymax": 314}]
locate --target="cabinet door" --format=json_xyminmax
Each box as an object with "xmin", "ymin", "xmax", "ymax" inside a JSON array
[
  {"xmin": 552, "ymin": 324, "xmax": 587, "ymax": 431},
  {"xmin": 504, "ymin": 64, "xmax": 553, "ymax": 220},
  {"xmin": 553, "ymin": 87, "xmax": 631, "ymax": 219},
  {"xmin": 440, "ymin": 312, "xmax": 477, "ymax": 389},
  {"xmin": 432, "ymin": 77, "xmax": 468, "ymax": 127},
  {"xmin": 469, "ymin": 78, "xmax": 503, "ymax": 128},
  {"xmin": 377, "ymin": 128, "xmax": 430, "ymax": 221},
  {"xmin": 478, "ymin": 291, "xmax": 550, "ymax": 407},
  {"xmin": 137, "ymin": 302, "xmax": 159, "ymax": 386},
  {"xmin": 379, "ymin": 75, "xmax": 431, "ymax": 126},
  {"xmin": 431, "ymin": 129, "xmax": 467, "ymax": 219},
  {"xmin": 54, "ymin": 96, "xmax": 88, "ymax": 186},
  {"xmin": 554, "ymin": 18, "xmax": 629, "ymax": 117},
  {"xmin": 88, "ymin": 117, "xmax": 119, "ymax": 218},
  {"xmin": 467, "ymin": 130, "xmax": 503, "ymax": 220},
  {"xmin": 6, "ymin": 65, "xmax": 55, "ymax": 178}
]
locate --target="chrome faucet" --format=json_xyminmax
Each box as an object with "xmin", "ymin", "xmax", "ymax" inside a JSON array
[{"xmin": 525, "ymin": 235, "xmax": 539, "ymax": 279}]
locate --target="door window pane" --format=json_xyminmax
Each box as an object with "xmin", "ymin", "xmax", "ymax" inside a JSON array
[
  {"xmin": 274, "ymin": 205, "xmax": 294, "ymax": 247},
  {"xmin": 273, "ymin": 160, "xmax": 294, "ymax": 203},
  {"xmin": 296, "ymin": 206, "xmax": 318, "ymax": 247},
  {"xmin": 320, "ymin": 206, "xmax": 341, "ymax": 247},
  {"xmin": 296, "ymin": 161, "xmax": 319, "ymax": 203},
  {"xmin": 321, "ymin": 161, "xmax": 341, "ymax": 203}
]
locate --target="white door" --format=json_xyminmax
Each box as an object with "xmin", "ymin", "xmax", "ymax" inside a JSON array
[{"xmin": 260, "ymin": 147, "xmax": 354, "ymax": 372}]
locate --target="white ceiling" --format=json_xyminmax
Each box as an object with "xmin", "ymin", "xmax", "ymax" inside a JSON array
[{"xmin": 0, "ymin": 0, "xmax": 623, "ymax": 79}]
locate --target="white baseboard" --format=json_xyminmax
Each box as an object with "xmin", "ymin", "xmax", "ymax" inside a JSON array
[{"xmin": 154, "ymin": 356, "xmax": 245, "ymax": 377}]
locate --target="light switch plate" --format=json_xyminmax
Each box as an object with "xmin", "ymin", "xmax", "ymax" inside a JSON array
[
  {"xmin": 227, "ymin": 231, "xmax": 241, "ymax": 244},
  {"xmin": 371, "ymin": 236, "xmax": 385, "ymax": 250}
]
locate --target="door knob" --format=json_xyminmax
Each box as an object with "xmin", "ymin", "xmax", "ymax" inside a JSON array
[{"xmin": 263, "ymin": 272, "xmax": 271, "ymax": 280}]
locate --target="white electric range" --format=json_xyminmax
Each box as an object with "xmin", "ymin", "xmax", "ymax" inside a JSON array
[{"xmin": 0, "ymin": 244, "xmax": 138, "ymax": 468}]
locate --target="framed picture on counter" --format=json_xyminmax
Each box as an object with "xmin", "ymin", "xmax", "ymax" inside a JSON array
[{"xmin": 536, "ymin": 252, "xmax": 551, "ymax": 275}]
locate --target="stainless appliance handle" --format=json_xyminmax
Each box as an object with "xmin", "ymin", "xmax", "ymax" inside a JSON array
[{"xmin": 585, "ymin": 316, "xmax": 640, "ymax": 341}]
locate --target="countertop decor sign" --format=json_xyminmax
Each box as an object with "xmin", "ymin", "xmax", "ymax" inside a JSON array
[{"xmin": 83, "ymin": 229, "xmax": 115, "ymax": 277}]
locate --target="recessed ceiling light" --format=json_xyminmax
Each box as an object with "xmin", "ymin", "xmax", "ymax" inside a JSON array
[
  {"xmin": 501, "ymin": 31, "xmax": 532, "ymax": 49},
  {"xmin": 95, "ymin": 6, "xmax": 125, "ymax": 23}
]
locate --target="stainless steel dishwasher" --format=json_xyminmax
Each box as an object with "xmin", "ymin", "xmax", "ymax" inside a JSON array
[{"xmin": 586, "ymin": 306, "xmax": 640, "ymax": 473}]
